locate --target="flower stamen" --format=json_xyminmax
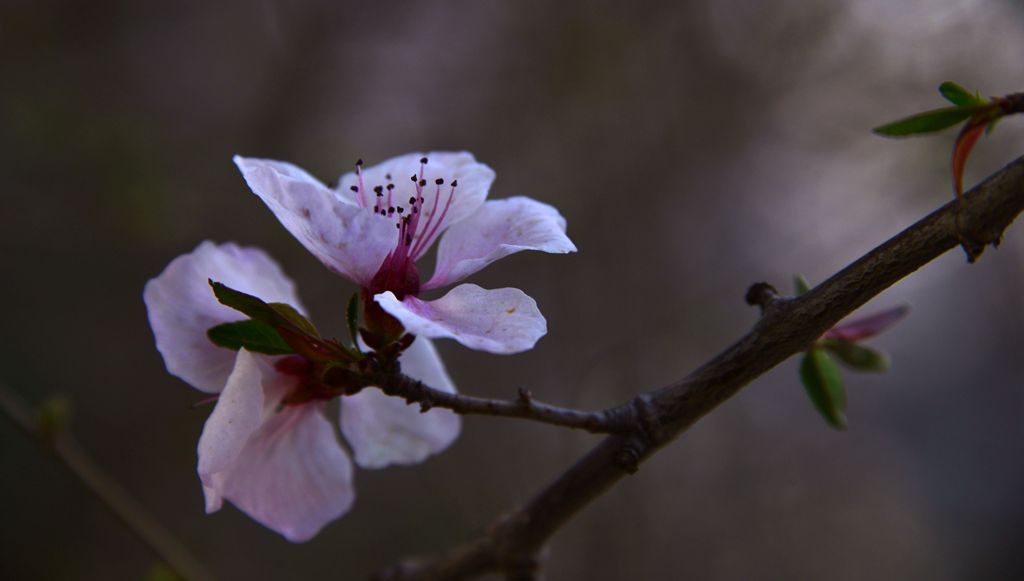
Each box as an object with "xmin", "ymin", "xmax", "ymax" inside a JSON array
[
  {"xmin": 354, "ymin": 158, "xmax": 367, "ymax": 208},
  {"xmin": 412, "ymin": 179, "xmax": 458, "ymax": 260}
]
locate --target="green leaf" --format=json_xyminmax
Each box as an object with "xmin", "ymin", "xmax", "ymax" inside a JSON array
[
  {"xmin": 873, "ymin": 105, "xmax": 985, "ymax": 137},
  {"xmin": 207, "ymin": 320, "xmax": 294, "ymax": 355},
  {"xmin": 823, "ymin": 339, "xmax": 889, "ymax": 372},
  {"xmin": 799, "ymin": 348, "xmax": 848, "ymax": 430},
  {"xmin": 270, "ymin": 303, "xmax": 318, "ymax": 336},
  {"xmin": 939, "ymin": 81, "xmax": 987, "ymax": 107},
  {"xmin": 209, "ymin": 280, "xmax": 316, "ymax": 335},
  {"xmin": 346, "ymin": 292, "xmax": 361, "ymax": 351},
  {"xmin": 793, "ymin": 274, "xmax": 810, "ymax": 296},
  {"xmin": 208, "ymin": 280, "xmax": 279, "ymax": 323},
  {"xmin": 208, "ymin": 280, "xmax": 350, "ymax": 362}
]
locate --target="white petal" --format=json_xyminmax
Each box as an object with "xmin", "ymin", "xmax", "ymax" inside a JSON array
[
  {"xmin": 340, "ymin": 337, "xmax": 460, "ymax": 469},
  {"xmin": 198, "ymin": 353, "xmax": 355, "ymax": 542},
  {"xmin": 234, "ymin": 156, "xmax": 395, "ymax": 285},
  {"xmin": 336, "ymin": 151, "xmax": 495, "ymax": 253},
  {"xmin": 375, "ymin": 284, "xmax": 547, "ymax": 354},
  {"xmin": 424, "ymin": 197, "xmax": 577, "ymax": 289},
  {"xmin": 144, "ymin": 241, "xmax": 304, "ymax": 392},
  {"xmin": 197, "ymin": 349, "xmax": 265, "ymax": 512}
]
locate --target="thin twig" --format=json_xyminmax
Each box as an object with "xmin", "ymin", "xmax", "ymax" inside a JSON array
[
  {"xmin": 375, "ymin": 155, "xmax": 1024, "ymax": 580},
  {"xmin": 0, "ymin": 381, "xmax": 218, "ymax": 581},
  {"xmin": 371, "ymin": 373, "xmax": 636, "ymax": 434}
]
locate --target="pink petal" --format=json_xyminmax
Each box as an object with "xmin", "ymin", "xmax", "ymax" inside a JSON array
[
  {"xmin": 336, "ymin": 152, "xmax": 495, "ymax": 253},
  {"xmin": 197, "ymin": 349, "xmax": 265, "ymax": 512},
  {"xmin": 340, "ymin": 337, "xmax": 460, "ymax": 469},
  {"xmin": 144, "ymin": 241, "xmax": 304, "ymax": 393},
  {"xmin": 234, "ymin": 156, "xmax": 395, "ymax": 286},
  {"xmin": 825, "ymin": 305, "xmax": 910, "ymax": 343},
  {"xmin": 375, "ymin": 284, "xmax": 547, "ymax": 354},
  {"xmin": 424, "ymin": 197, "xmax": 577, "ymax": 290},
  {"xmin": 198, "ymin": 351, "xmax": 354, "ymax": 542}
]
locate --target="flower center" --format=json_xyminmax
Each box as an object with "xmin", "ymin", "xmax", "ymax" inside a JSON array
[
  {"xmin": 274, "ymin": 355, "xmax": 363, "ymax": 406},
  {"xmin": 349, "ymin": 157, "xmax": 460, "ymax": 298}
]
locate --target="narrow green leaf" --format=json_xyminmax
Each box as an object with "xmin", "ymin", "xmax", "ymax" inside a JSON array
[
  {"xmin": 822, "ymin": 339, "xmax": 889, "ymax": 372},
  {"xmin": 346, "ymin": 292, "xmax": 361, "ymax": 351},
  {"xmin": 207, "ymin": 320, "xmax": 294, "ymax": 355},
  {"xmin": 269, "ymin": 303, "xmax": 318, "ymax": 336},
  {"xmin": 209, "ymin": 281, "xmax": 316, "ymax": 335},
  {"xmin": 794, "ymin": 274, "xmax": 811, "ymax": 296},
  {"xmin": 873, "ymin": 105, "xmax": 983, "ymax": 137},
  {"xmin": 939, "ymin": 81, "xmax": 987, "ymax": 107},
  {"xmin": 208, "ymin": 280, "xmax": 278, "ymax": 323},
  {"xmin": 209, "ymin": 280, "xmax": 351, "ymax": 362},
  {"xmin": 799, "ymin": 348, "xmax": 848, "ymax": 430}
]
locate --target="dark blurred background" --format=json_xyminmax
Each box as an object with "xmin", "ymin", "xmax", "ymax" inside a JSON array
[{"xmin": 3, "ymin": 1, "xmax": 1024, "ymax": 579}]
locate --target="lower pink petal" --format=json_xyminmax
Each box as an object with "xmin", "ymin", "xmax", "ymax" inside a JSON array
[
  {"xmin": 197, "ymin": 350, "xmax": 354, "ymax": 542},
  {"xmin": 341, "ymin": 337, "xmax": 460, "ymax": 469}
]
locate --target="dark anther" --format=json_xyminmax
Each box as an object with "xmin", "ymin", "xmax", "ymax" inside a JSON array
[
  {"xmin": 451, "ymin": 179, "xmax": 458, "ymax": 187},
  {"xmin": 419, "ymin": 179, "xmax": 427, "ymax": 187},
  {"xmin": 385, "ymin": 173, "xmax": 392, "ymax": 180},
  {"xmin": 376, "ymin": 191, "xmax": 384, "ymax": 197},
  {"xmin": 373, "ymin": 185, "xmax": 384, "ymax": 194},
  {"xmin": 420, "ymin": 157, "xmax": 428, "ymax": 164},
  {"xmin": 409, "ymin": 196, "xmax": 417, "ymax": 205},
  {"xmin": 373, "ymin": 207, "xmax": 379, "ymax": 214},
  {"xmin": 387, "ymin": 184, "xmax": 395, "ymax": 190},
  {"xmin": 397, "ymin": 206, "xmax": 404, "ymax": 214},
  {"xmin": 349, "ymin": 185, "xmax": 359, "ymax": 192},
  {"xmin": 435, "ymin": 178, "xmax": 444, "ymax": 185},
  {"xmin": 388, "ymin": 207, "xmax": 395, "ymax": 214},
  {"xmin": 410, "ymin": 174, "xmax": 417, "ymax": 182},
  {"xmin": 356, "ymin": 158, "xmax": 363, "ymax": 167}
]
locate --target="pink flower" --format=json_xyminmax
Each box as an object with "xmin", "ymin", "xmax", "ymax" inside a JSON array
[
  {"xmin": 234, "ymin": 151, "xmax": 577, "ymax": 353},
  {"xmin": 144, "ymin": 241, "xmax": 461, "ymax": 541}
]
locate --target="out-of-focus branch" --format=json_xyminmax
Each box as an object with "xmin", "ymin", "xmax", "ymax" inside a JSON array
[
  {"xmin": 375, "ymin": 155, "xmax": 1024, "ymax": 580},
  {"xmin": 0, "ymin": 381, "xmax": 218, "ymax": 581},
  {"xmin": 371, "ymin": 373, "xmax": 637, "ymax": 434}
]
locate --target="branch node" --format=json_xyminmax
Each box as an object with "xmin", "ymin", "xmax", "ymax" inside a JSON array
[
  {"xmin": 745, "ymin": 282, "xmax": 779, "ymax": 313},
  {"xmin": 613, "ymin": 442, "xmax": 642, "ymax": 474},
  {"xmin": 959, "ymin": 235, "xmax": 988, "ymax": 263},
  {"xmin": 516, "ymin": 387, "xmax": 533, "ymax": 406}
]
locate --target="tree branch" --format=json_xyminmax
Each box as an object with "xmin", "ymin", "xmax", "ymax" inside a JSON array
[
  {"xmin": 371, "ymin": 373, "xmax": 637, "ymax": 434},
  {"xmin": 0, "ymin": 381, "xmax": 218, "ymax": 581},
  {"xmin": 374, "ymin": 155, "xmax": 1024, "ymax": 580}
]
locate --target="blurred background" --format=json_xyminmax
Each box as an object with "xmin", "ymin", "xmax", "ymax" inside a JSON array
[{"xmin": 3, "ymin": 1, "xmax": 1024, "ymax": 579}]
